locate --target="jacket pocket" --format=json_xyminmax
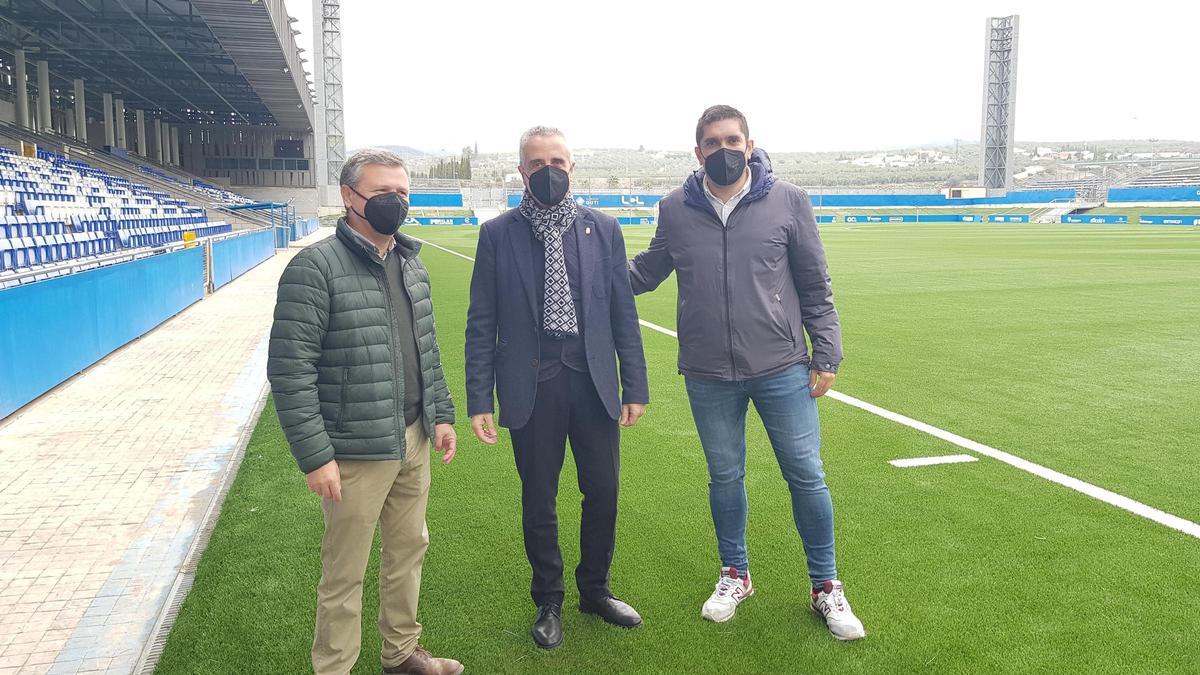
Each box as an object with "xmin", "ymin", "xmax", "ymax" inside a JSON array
[
  {"xmin": 336, "ymin": 366, "xmax": 350, "ymax": 432},
  {"xmin": 771, "ymin": 293, "xmax": 796, "ymax": 344}
]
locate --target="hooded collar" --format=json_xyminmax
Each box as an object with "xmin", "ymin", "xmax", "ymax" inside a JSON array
[{"xmin": 683, "ymin": 147, "xmax": 777, "ymax": 215}]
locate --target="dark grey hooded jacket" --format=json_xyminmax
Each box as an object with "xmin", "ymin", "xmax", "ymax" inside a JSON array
[{"xmin": 628, "ymin": 149, "xmax": 842, "ymax": 381}]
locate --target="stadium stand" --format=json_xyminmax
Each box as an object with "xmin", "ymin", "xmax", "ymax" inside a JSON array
[
  {"xmin": 499, "ymin": 190, "xmax": 660, "ymax": 224},
  {"xmin": 139, "ymin": 165, "xmax": 255, "ymax": 206},
  {"xmin": 0, "ymin": 120, "xmax": 278, "ymax": 233},
  {"xmin": 0, "ymin": 0, "xmax": 326, "ymax": 670},
  {"xmin": 1019, "ymin": 177, "xmax": 1106, "ymax": 194},
  {"xmin": 405, "ymin": 181, "xmax": 478, "ymax": 224},
  {"xmin": 1121, "ymin": 165, "xmax": 1200, "ymax": 187},
  {"xmin": 1018, "ymin": 165, "xmax": 1200, "ymax": 204},
  {"xmin": 0, "ymin": 146, "xmax": 232, "ymax": 277}
]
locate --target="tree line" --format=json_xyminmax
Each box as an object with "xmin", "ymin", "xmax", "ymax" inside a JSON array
[{"xmin": 422, "ymin": 146, "xmax": 473, "ymax": 180}]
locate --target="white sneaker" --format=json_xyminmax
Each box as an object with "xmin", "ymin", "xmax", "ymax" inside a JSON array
[
  {"xmin": 811, "ymin": 580, "xmax": 866, "ymax": 640},
  {"xmin": 701, "ymin": 566, "xmax": 754, "ymax": 623}
]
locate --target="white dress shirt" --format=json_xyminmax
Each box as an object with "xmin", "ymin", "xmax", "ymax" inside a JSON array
[{"xmin": 703, "ymin": 166, "xmax": 753, "ymax": 227}]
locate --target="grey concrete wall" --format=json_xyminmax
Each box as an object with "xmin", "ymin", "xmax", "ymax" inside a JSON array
[{"xmin": 236, "ymin": 186, "xmax": 319, "ymax": 218}]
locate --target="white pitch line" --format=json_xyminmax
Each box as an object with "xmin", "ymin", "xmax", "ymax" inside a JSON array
[
  {"xmin": 416, "ymin": 237, "xmax": 476, "ymax": 262},
  {"xmin": 889, "ymin": 454, "xmax": 979, "ymax": 468},
  {"xmin": 414, "ymin": 236, "xmax": 1200, "ymax": 541},
  {"xmin": 825, "ymin": 390, "xmax": 1200, "ymax": 539},
  {"xmin": 639, "ymin": 319, "xmax": 676, "ymax": 337}
]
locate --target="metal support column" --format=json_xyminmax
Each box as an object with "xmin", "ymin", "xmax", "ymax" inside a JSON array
[
  {"xmin": 73, "ymin": 79, "xmax": 87, "ymax": 142},
  {"xmin": 114, "ymin": 98, "xmax": 127, "ymax": 149},
  {"xmin": 36, "ymin": 60, "xmax": 52, "ymax": 131},
  {"xmin": 102, "ymin": 93, "xmax": 115, "ymax": 147},
  {"xmin": 157, "ymin": 120, "xmax": 166, "ymax": 163},
  {"xmin": 14, "ymin": 49, "xmax": 30, "ymax": 129},
  {"xmin": 136, "ymin": 110, "xmax": 147, "ymax": 157},
  {"xmin": 980, "ymin": 15, "xmax": 1019, "ymax": 195},
  {"xmin": 313, "ymin": 0, "xmax": 346, "ymax": 207}
]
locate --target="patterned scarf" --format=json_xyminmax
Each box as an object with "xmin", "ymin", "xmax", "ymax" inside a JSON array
[{"xmin": 520, "ymin": 192, "xmax": 579, "ymax": 338}]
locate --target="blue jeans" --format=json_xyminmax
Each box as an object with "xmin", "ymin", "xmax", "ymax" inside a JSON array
[{"xmin": 684, "ymin": 363, "xmax": 837, "ymax": 584}]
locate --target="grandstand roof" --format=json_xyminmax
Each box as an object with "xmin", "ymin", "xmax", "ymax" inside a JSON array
[{"xmin": 0, "ymin": 0, "xmax": 313, "ymax": 130}]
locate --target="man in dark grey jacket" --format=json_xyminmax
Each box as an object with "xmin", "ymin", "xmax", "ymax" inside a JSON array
[{"xmin": 629, "ymin": 105, "xmax": 865, "ymax": 640}]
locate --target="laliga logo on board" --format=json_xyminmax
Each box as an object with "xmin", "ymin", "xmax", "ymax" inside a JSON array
[{"xmin": 621, "ymin": 196, "xmax": 645, "ymax": 206}]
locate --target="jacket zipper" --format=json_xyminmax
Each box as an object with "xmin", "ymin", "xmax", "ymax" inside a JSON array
[
  {"xmin": 375, "ymin": 260, "xmax": 406, "ymax": 460},
  {"xmin": 721, "ymin": 220, "xmax": 736, "ymax": 379},
  {"xmin": 336, "ymin": 366, "xmax": 350, "ymax": 432},
  {"xmin": 694, "ymin": 187, "xmax": 755, "ymax": 380},
  {"xmin": 721, "ymin": 199, "xmax": 754, "ymax": 379}
]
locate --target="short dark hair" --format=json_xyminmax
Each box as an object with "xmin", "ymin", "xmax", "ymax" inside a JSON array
[
  {"xmin": 695, "ymin": 105, "xmax": 749, "ymax": 147},
  {"xmin": 340, "ymin": 147, "xmax": 407, "ymax": 188}
]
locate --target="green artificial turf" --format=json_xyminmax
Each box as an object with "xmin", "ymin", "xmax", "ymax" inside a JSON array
[{"xmin": 156, "ymin": 222, "xmax": 1200, "ymax": 674}]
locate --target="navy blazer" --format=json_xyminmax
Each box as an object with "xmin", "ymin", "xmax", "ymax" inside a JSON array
[{"xmin": 465, "ymin": 206, "xmax": 649, "ymax": 429}]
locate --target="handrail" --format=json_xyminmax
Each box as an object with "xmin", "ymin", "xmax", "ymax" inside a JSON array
[
  {"xmin": 213, "ymin": 204, "xmax": 274, "ymax": 228},
  {"xmin": 206, "ymin": 226, "xmax": 274, "ymax": 244},
  {"xmin": 0, "ymin": 240, "xmax": 190, "ymax": 285},
  {"xmin": 0, "ymin": 224, "xmax": 270, "ymax": 287}
]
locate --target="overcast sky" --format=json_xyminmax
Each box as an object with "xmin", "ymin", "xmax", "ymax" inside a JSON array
[{"xmin": 287, "ymin": 0, "xmax": 1200, "ymax": 154}]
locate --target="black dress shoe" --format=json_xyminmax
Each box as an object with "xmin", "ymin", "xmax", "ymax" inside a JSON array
[
  {"xmin": 579, "ymin": 595, "xmax": 643, "ymax": 628},
  {"xmin": 532, "ymin": 603, "xmax": 563, "ymax": 649}
]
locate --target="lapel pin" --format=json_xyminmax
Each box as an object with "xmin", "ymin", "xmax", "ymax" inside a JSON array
[{"xmin": 585, "ymin": 227, "xmax": 591, "ymax": 235}]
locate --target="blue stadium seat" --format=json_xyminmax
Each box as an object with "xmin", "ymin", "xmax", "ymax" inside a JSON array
[
  {"xmin": 0, "ymin": 238, "xmax": 14, "ymax": 271},
  {"xmin": 0, "ymin": 150, "xmax": 253, "ymax": 278}
]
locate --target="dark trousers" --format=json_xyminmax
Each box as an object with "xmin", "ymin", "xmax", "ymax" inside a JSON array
[{"xmin": 509, "ymin": 367, "xmax": 620, "ymax": 607}]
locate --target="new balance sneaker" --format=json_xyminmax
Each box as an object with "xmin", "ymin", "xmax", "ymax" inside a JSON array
[
  {"xmin": 811, "ymin": 580, "xmax": 866, "ymax": 640},
  {"xmin": 701, "ymin": 566, "xmax": 754, "ymax": 623}
]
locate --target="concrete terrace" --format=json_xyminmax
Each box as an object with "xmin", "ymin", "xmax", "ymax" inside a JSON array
[{"xmin": 0, "ymin": 229, "xmax": 331, "ymax": 675}]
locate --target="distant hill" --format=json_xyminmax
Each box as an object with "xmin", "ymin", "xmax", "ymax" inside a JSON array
[
  {"xmin": 402, "ymin": 139, "xmax": 1200, "ymax": 191},
  {"xmin": 373, "ymin": 145, "xmax": 428, "ymax": 158}
]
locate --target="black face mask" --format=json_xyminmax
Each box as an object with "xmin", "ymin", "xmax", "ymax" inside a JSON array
[
  {"xmin": 350, "ymin": 187, "xmax": 409, "ymax": 236},
  {"xmin": 527, "ymin": 165, "xmax": 570, "ymax": 206},
  {"xmin": 704, "ymin": 147, "xmax": 748, "ymax": 187}
]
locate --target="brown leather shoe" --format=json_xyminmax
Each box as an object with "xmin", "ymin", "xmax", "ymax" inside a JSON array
[{"xmin": 382, "ymin": 646, "xmax": 464, "ymax": 675}]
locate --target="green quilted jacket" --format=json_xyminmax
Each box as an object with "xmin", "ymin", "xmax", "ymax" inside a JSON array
[{"xmin": 267, "ymin": 219, "xmax": 455, "ymax": 474}]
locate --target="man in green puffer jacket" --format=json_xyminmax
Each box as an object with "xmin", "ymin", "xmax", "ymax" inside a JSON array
[{"xmin": 267, "ymin": 148, "xmax": 462, "ymax": 675}]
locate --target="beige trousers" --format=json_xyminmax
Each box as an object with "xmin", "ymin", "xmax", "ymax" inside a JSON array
[{"xmin": 311, "ymin": 421, "xmax": 431, "ymax": 675}]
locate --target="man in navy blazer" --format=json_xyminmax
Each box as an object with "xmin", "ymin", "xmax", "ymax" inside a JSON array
[{"xmin": 465, "ymin": 126, "xmax": 649, "ymax": 649}]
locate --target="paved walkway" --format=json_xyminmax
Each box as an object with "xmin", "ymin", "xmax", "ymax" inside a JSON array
[{"xmin": 0, "ymin": 229, "xmax": 331, "ymax": 675}]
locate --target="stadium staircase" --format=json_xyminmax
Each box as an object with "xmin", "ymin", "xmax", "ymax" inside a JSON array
[
  {"xmin": 1030, "ymin": 197, "xmax": 1104, "ymax": 223},
  {"xmin": 1101, "ymin": 164, "xmax": 1157, "ymax": 187}
]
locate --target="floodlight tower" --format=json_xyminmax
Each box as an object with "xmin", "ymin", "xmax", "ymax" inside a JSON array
[
  {"xmin": 313, "ymin": 0, "xmax": 347, "ymax": 210},
  {"xmin": 980, "ymin": 15, "xmax": 1019, "ymax": 196}
]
